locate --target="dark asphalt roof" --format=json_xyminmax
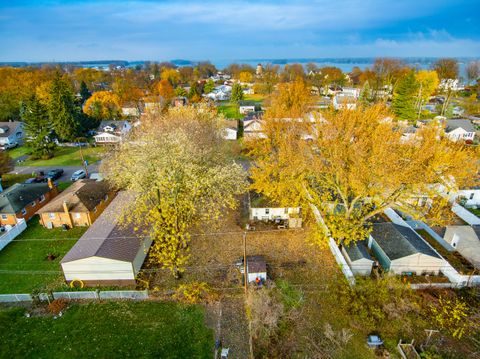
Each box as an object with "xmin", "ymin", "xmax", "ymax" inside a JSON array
[
  {"xmin": 247, "ymin": 255, "xmax": 266, "ymax": 273},
  {"xmin": 61, "ymin": 191, "xmax": 150, "ymax": 263},
  {"xmin": 371, "ymin": 222, "xmax": 441, "ymax": 260},
  {"xmin": 0, "ymin": 121, "xmax": 22, "ymax": 138},
  {"xmin": 0, "ymin": 183, "xmax": 52, "ymax": 214},
  {"xmin": 344, "ymin": 240, "xmax": 373, "ymax": 262},
  {"xmin": 446, "ymin": 119, "xmax": 475, "ymax": 133},
  {"xmin": 38, "ymin": 180, "xmax": 112, "ymax": 213}
]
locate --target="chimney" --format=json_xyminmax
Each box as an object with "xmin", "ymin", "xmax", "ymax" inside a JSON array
[
  {"xmin": 63, "ymin": 201, "xmax": 69, "ymax": 214},
  {"xmin": 47, "ymin": 178, "xmax": 54, "ymax": 190}
]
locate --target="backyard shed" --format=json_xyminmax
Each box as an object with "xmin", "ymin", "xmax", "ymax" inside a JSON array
[
  {"xmin": 341, "ymin": 240, "xmax": 374, "ymax": 276},
  {"xmin": 246, "ymin": 255, "xmax": 267, "ymax": 283},
  {"xmin": 369, "ymin": 222, "xmax": 444, "ymax": 275},
  {"xmin": 60, "ymin": 191, "xmax": 152, "ymax": 286}
]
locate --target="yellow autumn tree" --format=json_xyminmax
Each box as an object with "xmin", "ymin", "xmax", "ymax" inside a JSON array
[
  {"xmin": 250, "ymin": 104, "xmax": 479, "ymax": 246},
  {"xmin": 160, "ymin": 68, "xmax": 180, "ymax": 86},
  {"xmin": 83, "ymin": 91, "xmax": 122, "ymax": 120},
  {"xmin": 155, "ymin": 79, "xmax": 174, "ymax": 103},
  {"xmin": 415, "ymin": 70, "xmax": 439, "ymax": 118},
  {"xmin": 239, "ymin": 71, "xmax": 253, "ymax": 83},
  {"xmin": 102, "ymin": 105, "xmax": 248, "ymax": 277},
  {"xmin": 265, "ymin": 78, "xmax": 312, "ymax": 119}
]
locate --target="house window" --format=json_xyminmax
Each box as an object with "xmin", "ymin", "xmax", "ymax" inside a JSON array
[
  {"xmin": 470, "ymin": 193, "xmax": 475, "ymax": 200},
  {"xmin": 31, "ymin": 201, "xmax": 36, "ymax": 207},
  {"xmin": 74, "ymin": 213, "xmax": 81, "ymax": 219},
  {"xmin": 21, "ymin": 208, "xmax": 27, "ymax": 215},
  {"xmin": 265, "ymin": 209, "xmax": 270, "ymax": 215},
  {"xmin": 1, "ymin": 214, "xmax": 7, "ymax": 220},
  {"xmin": 40, "ymin": 195, "xmax": 45, "ymax": 202},
  {"xmin": 49, "ymin": 213, "xmax": 55, "ymax": 219}
]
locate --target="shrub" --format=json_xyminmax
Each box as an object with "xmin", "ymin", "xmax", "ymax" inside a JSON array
[
  {"xmin": 174, "ymin": 282, "xmax": 215, "ymax": 304},
  {"xmin": 48, "ymin": 299, "xmax": 68, "ymax": 314}
]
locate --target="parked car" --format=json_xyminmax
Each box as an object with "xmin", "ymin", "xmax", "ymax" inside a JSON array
[
  {"xmin": 46, "ymin": 169, "xmax": 64, "ymax": 181},
  {"xmin": 0, "ymin": 142, "xmax": 18, "ymax": 150},
  {"xmin": 71, "ymin": 170, "xmax": 86, "ymax": 181}
]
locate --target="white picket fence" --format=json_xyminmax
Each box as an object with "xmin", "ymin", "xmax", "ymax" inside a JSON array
[
  {"xmin": 0, "ymin": 290, "xmax": 149, "ymax": 303},
  {"xmin": 452, "ymin": 203, "xmax": 480, "ymax": 225},
  {"xmin": 0, "ymin": 219, "xmax": 27, "ymax": 252}
]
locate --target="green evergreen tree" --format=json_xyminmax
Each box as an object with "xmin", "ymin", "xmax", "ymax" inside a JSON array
[
  {"xmin": 391, "ymin": 71, "xmax": 418, "ymax": 121},
  {"xmin": 48, "ymin": 72, "xmax": 80, "ymax": 141},
  {"xmin": 231, "ymin": 83, "xmax": 244, "ymax": 103},
  {"xmin": 359, "ymin": 82, "xmax": 371, "ymax": 106},
  {"xmin": 175, "ymin": 87, "xmax": 188, "ymax": 97},
  {"xmin": 79, "ymin": 81, "xmax": 91, "ymax": 103},
  {"xmin": 21, "ymin": 95, "xmax": 57, "ymax": 158}
]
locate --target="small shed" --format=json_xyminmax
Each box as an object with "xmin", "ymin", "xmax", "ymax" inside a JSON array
[
  {"xmin": 246, "ymin": 255, "xmax": 267, "ymax": 283},
  {"xmin": 60, "ymin": 191, "xmax": 152, "ymax": 286},
  {"xmin": 239, "ymin": 101, "xmax": 256, "ymax": 114},
  {"xmin": 341, "ymin": 240, "xmax": 374, "ymax": 276},
  {"xmin": 369, "ymin": 223, "xmax": 444, "ymax": 275}
]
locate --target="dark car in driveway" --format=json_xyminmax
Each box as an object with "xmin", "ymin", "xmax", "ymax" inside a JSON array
[{"xmin": 46, "ymin": 169, "xmax": 64, "ymax": 181}]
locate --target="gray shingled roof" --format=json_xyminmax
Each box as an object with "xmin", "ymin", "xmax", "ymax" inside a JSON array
[
  {"xmin": 61, "ymin": 191, "xmax": 150, "ymax": 263},
  {"xmin": 0, "ymin": 121, "xmax": 22, "ymax": 138},
  {"xmin": 344, "ymin": 240, "xmax": 373, "ymax": 262},
  {"xmin": 446, "ymin": 119, "xmax": 475, "ymax": 133},
  {"xmin": 0, "ymin": 183, "xmax": 52, "ymax": 214},
  {"xmin": 247, "ymin": 255, "xmax": 266, "ymax": 273},
  {"xmin": 371, "ymin": 222, "xmax": 441, "ymax": 260},
  {"xmin": 37, "ymin": 180, "xmax": 112, "ymax": 213}
]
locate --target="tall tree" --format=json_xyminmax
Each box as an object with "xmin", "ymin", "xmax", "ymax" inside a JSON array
[
  {"xmin": 203, "ymin": 79, "xmax": 215, "ymax": 94},
  {"xmin": 83, "ymin": 91, "xmax": 122, "ymax": 120},
  {"xmin": 433, "ymin": 58, "xmax": 459, "ymax": 80},
  {"xmin": 102, "ymin": 106, "xmax": 247, "ymax": 277},
  {"xmin": 391, "ymin": 71, "xmax": 418, "ymax": 121},
  {"xmin": 79, "ymin": 81, "xmax": 91, "ymax": 103},
  {"xmin": 466, "ymin": 61, "xmax": 480, "ymax": 84},
  {"xmin": 156, "ymin": 80, "xmax": 175, "ymax": 103},
  {"xmin": 231, "ymin": 83, "xmax": 244, "ymax": 104},
  {"xmin": 249, "ymin": 105, "xmax": 478, "ymax": 246},
  {"xmin": 48, "ymin": 72, "xmax": 79, "ymax": 141},
  {"xmin": 21, "ymin": 94, "xmax": 57, "ymax": 157},
  {"xmin": 266, "ymin": 78, "xmax": 311, "ymax": 119},
  {"xmin": 414, "ymin": 70, "xmax": 439, "ymax": 118}
]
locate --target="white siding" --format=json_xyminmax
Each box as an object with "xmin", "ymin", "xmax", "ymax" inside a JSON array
[
  {"xmin": 61, "ymin": 256, "xmax": 135, "ymax": 281},
  {"xmin": 132, "ymin": 238, "xmax": 153, "ymax": 274},
  {"xmin": 249, "ymin": 207, "xmax": 300, "ymax": 221},
  {"xmin": 389, "ymin": 254, "xmax": 444, "ymax": 275}
]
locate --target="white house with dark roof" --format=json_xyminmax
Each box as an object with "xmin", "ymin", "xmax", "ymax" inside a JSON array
[
  {"xmin": 60, "ymin": 191, "xmax": 152, "ymax": 286},
  {"xmin": 368, "ymin": 222, "xmax": 445, "ymax": 275},
  {"xmin": 0, "ymin": 121, "xmax": 24, "ymax": 146},
  {"xmin": 94, "ymin": 121, "xmax": 132, "ymax": 144},
  {"xmin": 341, "ymin": 240, "xmax": 374, "ymax": 276},
  {"xmin": 444, "ymin": 119, "xmax": 476, "ymax": 142},
  {"xmin": 333, "ymin": 94, "xmax": 357, "ymax": 110}
]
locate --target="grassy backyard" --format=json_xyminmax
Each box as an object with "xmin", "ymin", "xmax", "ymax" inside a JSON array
[
  {"xmin": 0, "ymin": 301, "xmax": 213, "ymax": 359},
  {"xmin": 467, "ymin": 207, "xmax": 480, "ymax": 217},
  {"xmin": 217, "ymin": 101, "xmax": 241, "ymax": 119},
  {"xmin": 0, "ymin": 216, "xmax": 87, "ymax": 294},
  {"xmin": 18, "ymin": 146, "xmax": 105, "ymax": 167}
]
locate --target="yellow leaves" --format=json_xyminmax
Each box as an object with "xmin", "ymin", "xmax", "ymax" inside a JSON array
[
  {"xmin": 239, "ymin": 71, "xmax": 253, "ymax": 83},
  {"xmin": 83, "ymin": 91, "xmax": 121, "ymax": 119},
  {"xmin": 265, "ymin": 78, "xmax": 312, "ymax": 119},
  {"xmin": 429, "ymin": 296, "xmax": 469, "ymax": 338},
  {"xmin": 160, "ymin": 68, "xmax": 180, "ymax": 86},
  {"xmin": 155, "ymin": 79, "xmax": 174, "ymax": 102}
]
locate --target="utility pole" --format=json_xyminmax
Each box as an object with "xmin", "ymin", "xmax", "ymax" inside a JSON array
[
  {"xmin": 77, "ymin": 139, "xmax": 89, "ymax": 177},
  {"xmin": 243, "ymin": 231, "xmax": 247, "ymax": 295}
]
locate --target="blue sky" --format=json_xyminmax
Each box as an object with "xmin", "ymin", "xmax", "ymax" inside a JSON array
[{"xmin": 0, "ymin": 0, "xmax": 479, "ymax": 61}]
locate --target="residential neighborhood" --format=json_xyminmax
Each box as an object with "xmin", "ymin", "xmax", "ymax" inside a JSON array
[{"xmin": 0, "ymin": 1, "xmax": 480, "ymax": 358}]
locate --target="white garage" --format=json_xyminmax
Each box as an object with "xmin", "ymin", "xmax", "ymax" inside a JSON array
[{"xmin": 60, "ymin": 191, "xmax": 152, "ymax": 286}]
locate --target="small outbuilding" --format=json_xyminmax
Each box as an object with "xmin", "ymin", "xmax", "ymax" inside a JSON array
[
  {"xmin": 60, "ymin": 191, "xmax": 152, "ymax": 286},
  {"xmin": 246, "ymin": 255, "xmax": 267, "ymax": 283},
  {"xmin": 341, "ymin": 240, "xmax": 374, "ymax": 276},
  {"xmin": 369, "ymin": 222, "xmax": 444, "ymax": 275}
]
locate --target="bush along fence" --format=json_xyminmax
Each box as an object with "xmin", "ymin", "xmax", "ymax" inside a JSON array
[{"xmin": 0, "ymin": 290, "xmax": 149, "ymax": 303}]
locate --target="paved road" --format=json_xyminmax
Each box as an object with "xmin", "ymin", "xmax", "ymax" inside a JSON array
[{"xmin": 10, "ymin": 164, "xmax": 100, "ymax": 182}]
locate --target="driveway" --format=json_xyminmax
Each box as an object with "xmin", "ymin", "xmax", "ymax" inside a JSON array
[{"xmin": 10, "ymin": 164, "xmax": 100, "ymax": 182}]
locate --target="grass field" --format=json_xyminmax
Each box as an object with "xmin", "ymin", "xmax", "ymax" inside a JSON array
[
  {"xmin": 19, "ymin": 146, "xmax": 105, "ymax": 167},
  {"xmin": 1, "ymin": 173, "xmax": 33, "ymax": 188},
  {"xmin": 217, "ymin": 101, "xmax": 241, "ymax": 119},
  {"xmin": 0, "ymin": 216, "xmax": 86, "ymax": 294},
  {"xmin": 7, "ymin": 146, "xmax": 31, "ymax": 159},
  {"xmin": 0, "ymin": 301, "xmax": 213, "ymax": 359}
]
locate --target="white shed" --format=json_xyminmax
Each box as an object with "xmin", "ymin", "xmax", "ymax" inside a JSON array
[
  {"xmin": 341, "ymin": 240, "xmax": 374, "ymax": 276},
  {"xmin": 246, "ymin": 255, "xmax": 267, "ymax": 283},
  {"xmin": 60, "ymin": 191, "xmax": 152, "ymax": 286}
]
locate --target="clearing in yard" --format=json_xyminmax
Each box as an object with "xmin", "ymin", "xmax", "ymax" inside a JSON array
[
  {"xmin": 0, "ymin": 216, "xmax": 86, "ymax": 294},
  {"xmin": 19, "ymin": 146, "xmax": 105, "ymax": 167},
  {"xmin": 0, "ymin": 301, "xmax": 213, "ymax": 359},
  {"xmin": 217, "ymin": 101, "xmax": 242, "ymax": 119}
]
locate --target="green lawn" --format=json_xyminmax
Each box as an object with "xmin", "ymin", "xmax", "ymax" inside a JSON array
[
  {"xmin": 468, "ymin": 208, "xmax": 480, "ymax": 217},
  {"xmin": 20, "ymin": 146, "xmax": 105, "ymax": 167},
  {"xmin": 0, "ymin": 217, "xmax": 87, "ymax": 294},
  {"xmin": 218, "ymin": 101, "xmax": 242, "ymax": 119},
  {"xmin": 7, "ymin": 146, "xmax": 31, "ymax": 160},
  {"xmin": 0, "ymin": 301, "xmax": 214, "ymax": 359}
]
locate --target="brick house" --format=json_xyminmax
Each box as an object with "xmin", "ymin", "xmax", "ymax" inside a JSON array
[
  {"xmin": 0, "ymin": 180, "xmax": 58, "ymax": 225},
  {"xmin": 37, "ymin": 179, "xmax": 116, "ymax": 228}
]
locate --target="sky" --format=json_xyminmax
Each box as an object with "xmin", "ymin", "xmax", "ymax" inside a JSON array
[{"xmin": 0, "ymin": 0, "xmax": 479, "ymax": 62}]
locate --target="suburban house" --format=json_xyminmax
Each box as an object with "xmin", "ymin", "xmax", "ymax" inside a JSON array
[
  {"xmin": 368, "ymin": 222, "xmax": 444, "ymax": 275},
  {"xmin": 94, "ymin": 120, "xmax": 132, "ymax": 144},
  {"xmin": 341, "ymin": 240, "xmax": 374, "ymax": 276},
  {"xmin": 60, "ymin": 191, "xmax": 153, "ymax": 286},
  {"xmin": 37, "ymin": 180, "xmax": 116, "ymax": 229},
  {"xmin": 444, "ymin": 119, "xmax": 476, "ymax": 142},
  {"xmin": 450, "ymin": 186, "xmax": 480, "ymax": 208},
  {"xmin": 341, "ymin": 87, "xmax": 361, "ymax": 98},
  {"xmin": 333, "ymin": 94, "xmax": 357, "ymax": 110},
  {"xmin": 443, "ymin": 225, "xmax": 480, "ymax": 268},
  {"xmin": 239, "ymin": 101, "xmax": 257, "ymax": 114},
  {"xmin": 249, "ymin": 193, "xmax": 302, "ymax": 228},
  {"xmin": 204, "ymin": 85, "xmax": 232, "ymax": 101},
  {"xmin": 243, "ymin": 116, "xmax": 266, "ymax": 140},
  {"xmin": 245, "ymin": 255, "xmax": 267, "ymax": 283},
  {"xmin": 0, "ymin": 121, "xmax": 25, "ymax": 146},
  {"xmin": 0, "ymin": 181, "xmax": 58, "ymax": 225}
]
